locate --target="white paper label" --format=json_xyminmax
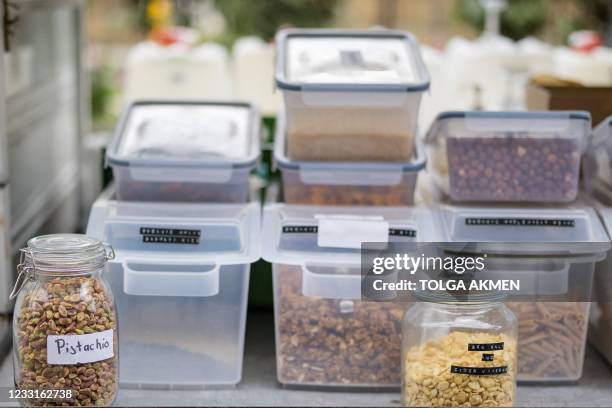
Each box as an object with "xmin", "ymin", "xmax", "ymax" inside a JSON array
[
  {"xmin": 47, "ymin": 329, "xmax": 114, "ymax": 365},
  {"xmin": 316, "ymin": 214, "xmax": 389, "ymax": 249}
]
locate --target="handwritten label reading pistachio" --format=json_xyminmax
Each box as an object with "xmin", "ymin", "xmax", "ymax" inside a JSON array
[{"xmin": 47, "ymin": 329, "xmax": 114, "ymax": 365}]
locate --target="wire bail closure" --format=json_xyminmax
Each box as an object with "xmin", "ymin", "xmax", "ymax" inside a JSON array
[
  {"xmin": 9, "ymin": 242, "xmax": 115, "ymax": 301},
  {"xmin": 10, "ymin": 248, "xmax": 36, "ymax": 301}
]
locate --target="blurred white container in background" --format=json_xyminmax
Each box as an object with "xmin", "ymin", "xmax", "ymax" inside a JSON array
[
  {"xmin": 417, "ymin": 45, "xmax": 444, "ymax": 137},
  {"xmin": 554, "ymin": 47, "xmax": 612, "ymax": 86},
  {"xmin": 124, "ymin": 41, "xmax": 231, "ymax": 101},
  {"xmin": 233, "ymin": 37, "xmax": 281, "ymax": 117}
]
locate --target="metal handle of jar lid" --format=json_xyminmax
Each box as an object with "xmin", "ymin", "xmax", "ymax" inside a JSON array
[
  {"xmin": 9, "ymin": 248, "xmax": 36, "ymax": 300},
  {"xmin": 10, "ymin": 243, "xmax": 115, "ymax": 300},
  {"xmin": 104, "ymin": 243, "xmax": 115, "ymax": 262}
]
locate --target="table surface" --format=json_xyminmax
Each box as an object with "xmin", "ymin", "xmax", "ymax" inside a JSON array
[{"xmin": 0, "ymin": 311, "xmax": 611, "ymax": 407}]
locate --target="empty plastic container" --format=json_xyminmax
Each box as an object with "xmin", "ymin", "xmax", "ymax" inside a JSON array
[
  {"xmin": 106, "ymin": 101, "xmax": 260, "ymax": 203},
  {"xmin": 432, "ymin": 204, "xmax": 609, "ymax": 382},
  {"xmin": 274, "ymin": 112, "xmax": 426, "ymax": 206},
  {"xmin": 262, "ymin": 199, "xmax": 433, "ymax": 389},
  {"xmin": 86, "ymin": 188, "xmax": 260, "ymax": 388},
  {"xmin": 426, "ymin": 111, "xmax": 590, "ymax": 203},
  {"xmin": 275, "ymin": 28, "xmax": 430, "ymax": 162}
]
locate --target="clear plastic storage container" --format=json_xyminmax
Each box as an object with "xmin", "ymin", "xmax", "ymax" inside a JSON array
[
  {"xmin": 86, "ymin": 188, "xmax": 260, "ymax": 388},
  {"xmin": 426, "ymin": 111, "xmax": 590, "ymax": 203},
  {"xmin": 275, "ymin": 29, "xmax": 430, "ymax": 162},
  {"xmin": 262, "ymin": 200, "xmax": 432, "ymax": 389},
  {"xmin": 274, "ymin": 113, "xmax": 426, "ymax": 206},
  {"xmin": 106, "ymin": 101, "xmax": 260, "ymax": 203},
  {"xmin": 432, "ymin": 204, "xmax": 610, "ymax": 382}
]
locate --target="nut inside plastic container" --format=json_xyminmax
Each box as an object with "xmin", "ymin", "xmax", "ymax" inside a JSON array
[
  {"xmin": 275, "ymin": 29, "xmax": 430, "ymax": 162},
  {"xmin": 274, "ymin": 112, "xmax": 426, "ymax": 206},
  {"xmin": 426, "ymin": 111, "xmax": 590, "ymax": 203},
  {"xmin": 106, "ymin": 101, "xmax": 260, "ymax": 203},
  {"xmin": 433, "ymin": 204, "xmax": 610, "ymax": 382},
  {"xmin": 263, "ymin": 200, "xmax": 431, "ymax": 388}
]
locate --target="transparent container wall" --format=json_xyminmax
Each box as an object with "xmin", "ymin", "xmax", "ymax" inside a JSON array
[
  {"xmin": 284, "ymin": 90, "xmax": 422, "ymax": 162},
  {"xmin": 482, "ymin": 255, "xmax": 595, "ymax": 382},
  {"xmin": 107, "ymin": 262, "xmax": 250, "ymax": 389},
  {"xmin": 509, "ymin": 302, "xmax": 590, "ymax": 383},
  {"xmin": 427, "ymin": 113, "xmax": 589, "ymax": 203},
  {"xmin": 281, "ymin": 166, "xmax": 418, "ymax": 206},
  {"xmin": 112, "ymin": 165, "xmax": 251, "ymax": 203},
  {"xmin": 272, "ymin": 263, "xmax": 407, "ymax": 389},
  {"xmin": 589, "ymin": 245, "xmax": 612, "ymax": 366},
  {"xmin": 583, "ymin": 116, "xmax": 612, "ymax": 193}
]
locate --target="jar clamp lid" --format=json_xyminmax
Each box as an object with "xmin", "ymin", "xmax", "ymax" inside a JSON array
[{"xmin": 9, "ymin": 234, "xmax": 115, "ymax": 300}]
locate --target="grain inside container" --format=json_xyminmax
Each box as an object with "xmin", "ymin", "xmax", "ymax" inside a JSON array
[{"xmin": 275, "ymin": 28, "xmax": 430, "ymax": 162}]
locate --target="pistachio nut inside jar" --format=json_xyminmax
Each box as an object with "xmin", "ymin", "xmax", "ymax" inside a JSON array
[
  {"xmin": 11, "ymin": 234, "xmax": 118, "ymax": 407},
  {"xmin": 402, "ymin": 290, "xmax": 517, "ymax": 408}
]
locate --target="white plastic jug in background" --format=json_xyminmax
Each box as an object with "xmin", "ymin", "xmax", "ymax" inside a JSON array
[
  {"xmin": 123, "ymin": 41, "xmax": 232, "ymax": 102},
  {"xmin": 233, "ymin": 36, "xmax": 281, "ymax": 117}
]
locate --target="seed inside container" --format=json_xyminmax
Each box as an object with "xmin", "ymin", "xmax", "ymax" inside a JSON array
[{"xmin": 447, "ymin": 137, "xmax": 580, "ymax": 202}]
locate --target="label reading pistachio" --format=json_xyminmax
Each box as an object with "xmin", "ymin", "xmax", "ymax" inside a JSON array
[{"xmin": 47, "ymin": 329, "xmax": 114, "ymax": 365}]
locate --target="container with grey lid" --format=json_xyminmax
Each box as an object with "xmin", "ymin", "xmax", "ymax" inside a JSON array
[
  {"xmin": 275, "ymin": 29, "xmax": 430, "ymax": 162},
  {"xmin": 106, "ymin": 100, "xmax": 260, "ymax": 203}
]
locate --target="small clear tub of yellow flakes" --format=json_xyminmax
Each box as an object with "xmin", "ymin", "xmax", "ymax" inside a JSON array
[{"xmin": 402, "ymin": 290, "xmax": 518, "ymax": 407}]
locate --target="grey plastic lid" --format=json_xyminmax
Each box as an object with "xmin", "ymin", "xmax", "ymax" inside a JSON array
[
  {"xmin": 426, "ymin": 110, "xmax": 591, "ymax": 144},
  {"xmin": 433, "ymin": 204, "xmax": 610, "ymax": 256},
  {"xmin": 106, "ymin": 101, "xmax": 260, "ymax": 170},
  {"xmin": 275, "ymin": 28, "xmax": 430, "ymax": 92}
]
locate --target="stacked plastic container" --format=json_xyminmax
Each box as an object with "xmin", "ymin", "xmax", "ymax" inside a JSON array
[
  {"xmin": 274, "ymin": 28, "xmax": 430, "ymax": 206},
  {"xmin": 87, "ymin": 100, "xmax": 261, "ymax": 388},
  {"xmin": 431, "ymin": 204, "xmax": 609, "ymax": 382},
  {"xmin": 263, "ymin": 187, "xmax": 433, "ymax": 388},
  {"xmin": 263, "ymin": 28, "xmax": 431, "ymax": 389},
  {"xmin": 425, "ymin": 110, "xmax": 606, "ymax": 383},
  {"xmin": 584, "ymin": 115, "xmax": 612, "ymax": 367}
]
